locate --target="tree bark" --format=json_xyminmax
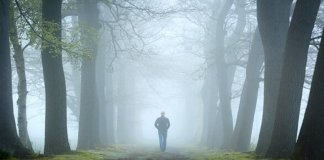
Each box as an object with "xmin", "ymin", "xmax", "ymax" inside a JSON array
[
  {"xmin": 116, "ymin": 59, "xmax": 136, "ymax": 143},
  {"xmin": 0, "ymin": 0, "xmax": 29, "ymax": 156},
  {"xmin": 255, "ymin": 0, "xmax": 292, "ymax": 155},
  {"xmin": 77, "ymin": 0, "xmax": 101, "ymax": 149},
  {"xmin": 292, "ymin": 28, "xmax": 324, "ymax": 160},
  {"xmin": 8, "ymin": 1, "xmax": 33, "ymax": 151},
  {"xmin": 42, "ymin": 0, "xmax": 71, "ymax": 154},
  {"xmin": 200, "ymin": 65, "xmax": 221, "ymax": 147},
  {"xmin": 200, "ymin": 0, "xmax": 221, "ymax": 148},
  {"xmin": 266, "ymin": 0, "xmax": 320, "ymax": 158},
  {"xmin": 96, "ymin": 29, "xmax": 115, "ymax": 145},
  {"xmin": 230, "ymin": 28, "xmax": 264, "ymax": 152},
  {"xmin": 214, "ymin": 0, "xmax": 234, "ymax": 149}
]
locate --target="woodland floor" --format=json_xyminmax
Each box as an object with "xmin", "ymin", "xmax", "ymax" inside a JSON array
[{"xmin": 6, "ymin": 145, "xmax": 289, "ymax": 160}]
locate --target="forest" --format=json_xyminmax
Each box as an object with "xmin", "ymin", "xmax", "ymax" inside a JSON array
[{"xmin": 0, "ymin": 0, "xmax": 324, "ymax": 159}]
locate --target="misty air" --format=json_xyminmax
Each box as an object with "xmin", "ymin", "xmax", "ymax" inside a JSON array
[{"xmin": 0, "ymin": 0, "xmax": 323, "ymax": 159}]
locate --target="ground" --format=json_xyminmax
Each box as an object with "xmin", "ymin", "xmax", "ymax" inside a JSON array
[{"xmin": 4, "ymin": 145, "xmax": 289, "ymax": 160}]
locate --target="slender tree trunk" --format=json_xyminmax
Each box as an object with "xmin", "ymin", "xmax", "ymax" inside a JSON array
[
  {"xmin": 42, "ymin": 0, "xmax": 71, "ymax": 154},
  {"xmin": 266, "ymin": 0, "xmax": 320, "ymax": 158},
  {"xmin": 105, "ymin": 69, "xmax": 115, "ymax": 144},
  {"xmin": 96, "ymin": 30, "xmax": 115, "ymax": 145},
  {"xmin": 214, "ymin": 0, "xmax": 234, "ymax": 148},
  {"xmin": 97, "ymin": 50, "xmax": 109, "ymax": 146},
  {"xmin": 292, "ymin": 28, "xmax": 324, "ymax": 160},
  {"xmin": 255, "ymin": 0, "xmax": 292, "ymax": 155},
  {"xmin": 225, "ymin": 0, "xmax": 246, "ymax": 98},
  {"xmin": 201, "ymin": 66, "xmax": 221, "ymax": 148},
  {"xmin": 116, "ymin": 59, "xmax": 135, "ymax": 143},
  {"xmin": 77, "ymin": 0, "xmax": 101, "ymax": 149},
  {"xmin": 0, "ymin": 0, "xmax": 29, "ymax": 156},
  {"xmin": 200, "ymin": 3, "xmax": 220, "ymax": 147},
  {"xmin": 8, "ymin": 1, "xmax": 33, "ymax": 151},
  {"xmin": 230, "ymin": 28, "xmax": 264, "ymax": 152}
]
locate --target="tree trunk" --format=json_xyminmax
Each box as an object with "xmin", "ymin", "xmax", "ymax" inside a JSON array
[
  {"xmin": 214, "ymin": 0, "xmax": 234, "ymax": 149},
  {"xmin": 42, "ymin": 0, "xmax": 71, "ymax": 154},
  {"xmin": 230, "ymin": 28, "xmax": 264, "ymax": 152},
  {"xmin": 8, "ymin": 1, "xmax": 33, "ymax": 151},
  {"xmin": 0, "ymin": 0, "xmax": 29, "ymax": 156},
  {"xmin": 77, "ymin": 0, "xmax": 101, "ymax": 149},
  {"xmin": 292, "ymin": 28, "xmax": 324, "ymax": 160},
  {"xmin": 200, "ymin": 0, "xmax": 220, "ymax": 147},
  {"xmin": 266, "ymin": 0, "xmax": 320, "ymax": 158},
  {"xmin": 116, "ymin": 59, "xmax": 136, "ymax": 143},
  {"xmin": 96, "ymin": 29, "xmax": 115, "ymax": 145},
  {"xmin": 105, "ymin": 69, "xmax": 115, "ymax": 144},
  {"xmin": 201, "ymin": 67, "xmax": 221, "ymax": 147},
  {"xmin": 255, "ymin": 0, "xmax": 292, "ymax": 155}
]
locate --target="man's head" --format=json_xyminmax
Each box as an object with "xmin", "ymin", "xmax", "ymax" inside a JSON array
[{"xmin": 161, "ymin": 111, "xmax": 165, "ymax": 116}]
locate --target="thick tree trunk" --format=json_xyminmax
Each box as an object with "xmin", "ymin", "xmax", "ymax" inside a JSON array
[
  {"xmin": 230, "ymin": 28, "xmax": 264, "ymax": 152},
  {"xmin": 255, "ymin": 0, "xmax": 292, "ymax": 155},
  {"xmin": 77, "ymin": 0, "xmax": 101, "ymax": 149},
  {"xmin": 266, "ymin": 0, "xmax": 320, "ymax": 158},
  {"xmin": 8, "ymin": 1, "xmax": 33, "ymax": 151},
  {"xmin": 42, "ymin": 0, "xmax": 71, "ymax": 154},
  {"xmin": 0, "ymin": 0, "xmax": 29, "ymax": 156},
  {"xmin": 292, "ymin": 28, "xmax": 324, "ymax": 160}
]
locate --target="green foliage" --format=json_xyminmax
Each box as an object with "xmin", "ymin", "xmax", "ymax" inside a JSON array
[
  {"xmin": 12, "ymin": 0, "xmax": 95, "ymax": 67},
  {"xmin": 28, "ymin": 145, "xmax": 292, "ymax": 160}
]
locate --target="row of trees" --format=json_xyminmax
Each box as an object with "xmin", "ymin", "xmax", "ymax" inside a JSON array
[
  {"xmin": 195, "ymin": 0, "xmax": 324, "ymax": 158},
  {"xmin": 1, "ymin": 0, "xmax": 163, "ymax": 155},
  {"xmin": 1, "ymin": 0, "xmax": 324, "ymax": 159}
]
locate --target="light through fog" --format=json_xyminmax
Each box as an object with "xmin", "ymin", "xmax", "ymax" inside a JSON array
[{"xmin": 4, "ymin": 0, "xmax": 322, "ymax": 158}]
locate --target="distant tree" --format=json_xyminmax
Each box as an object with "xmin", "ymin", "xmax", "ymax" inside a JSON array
[
  {"xmin": 0, "ymin": 0, "xmax": 29, "ymax": 156},
  {"xmin": 200, "ymin": 0, "xmax": 247, "ymax": 148},
  {"xmin": 292, "ymin": 28, "xmax": 324, "ymax": 160},
  {"xmin": 255, "ymin": 0, "xmax": 293, "ymax": 155},
  {"xmin": 77, "ymin": 0, "xmax": 101, "ymax": 149},
  {"xmin": 116, "ymin": 58, "xmax": 136, "ymax": 144},
  {"xmin": 230, "ymin": 28, "xmax": 264, "ymax": 152},
  {"xmin": 8, "ymin": 0, "xmax": 33, "ymax": 151},
  {"xmin": 266, "ymin": 0, "xmax": 320, "ymax": 158},
  {"xmin": 41, "ymin": 0, "xmax": 71, "ymax": 154},
  {"xmin": 214, "ymin": 0, "xmax": 234, "ymax": 148},
  {"xmin": 200, "ymin": 0, "xmax": 221, "ymax": 147}
]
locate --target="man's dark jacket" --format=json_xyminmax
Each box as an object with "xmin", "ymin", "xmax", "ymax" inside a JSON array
[{"xmin": 155, "ymin": 116, "xmax": 170, "ymax": 132}]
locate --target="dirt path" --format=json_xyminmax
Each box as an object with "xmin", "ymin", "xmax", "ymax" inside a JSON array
[{"xmin": 103, "ymin": 145, "xmax": 192, "ymax": 160}]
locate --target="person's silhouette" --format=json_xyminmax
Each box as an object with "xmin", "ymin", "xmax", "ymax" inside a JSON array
[{"xmin": 154, "ymin": 111, "xmax": 170, "ymax": 152}]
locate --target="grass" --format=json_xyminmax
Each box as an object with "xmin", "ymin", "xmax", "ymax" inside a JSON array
[{"xmin": 2, "ymin": 145, "xmax": 290, "ymax": 160}]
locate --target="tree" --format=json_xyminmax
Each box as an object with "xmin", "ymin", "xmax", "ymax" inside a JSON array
[
  {"xmin": 77, "ymin": 0, "xmax": 101, "ymax": 149},
  {"xmin": 0, "ymin": 0, "xmax": 29, "ymax": 156},
  {"xmin": 116, "ymin": 58, "xmax": 137, "ymax": 144},
  {"xmin": 230, "ymin": 28, "xmax": 264, "ymax": 152},
  {"xmin": 255, "ymin": 0, "xmax": 293, "ymax": 155},
  {"xmin": 200, "ymin": 0, "xmax": 222, "ymax": 147},
  {"xmin": 214, "ymin": 0, "xmax": 234, "ymax": 148},
  {"xmin": 41, "ymin": 0, "xmax": 71, "ymax": 154},
  {"xmin": 200, "ymin": 0, "xmax": 247, "ymax": 148},
  {"xmin": 292, "ymin": 28, "xmax": 324, "ymax": 160},
  {"xmin": 8, "ymin": 0, "xmax": 33, "ymax": 151},
  {"xmin": 266, "ymin": 0, "xmax": 321, "ymax": 157}
]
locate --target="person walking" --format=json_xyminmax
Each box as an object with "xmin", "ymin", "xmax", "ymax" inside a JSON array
[{"xmin": 154, "ymin": 111, "xmax": 170, "ymax": 152}]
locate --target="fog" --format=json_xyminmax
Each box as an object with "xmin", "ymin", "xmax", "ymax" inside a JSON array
[{"xmin": 6, "ymin": 0, "xmax": 322, "ymax": 157}]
